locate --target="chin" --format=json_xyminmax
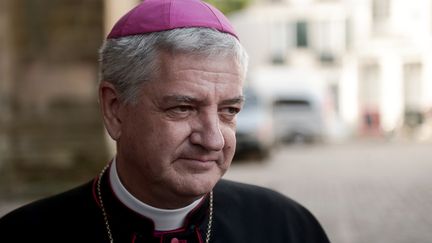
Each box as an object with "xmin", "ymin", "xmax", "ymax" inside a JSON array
[{"xmin": 177, "ymin": 173, "xmax": 221, "ymax": 198}]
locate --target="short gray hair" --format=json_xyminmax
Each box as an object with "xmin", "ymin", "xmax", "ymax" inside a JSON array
[{"xmin": 99, "ymin": 27, "xmax": 249, "ymax": 103}]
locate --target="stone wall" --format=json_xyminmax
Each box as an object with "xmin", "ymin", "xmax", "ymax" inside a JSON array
[
  {"xmin": 1, "ymin": 0, "xmax": 109, "ymax": 186},
  {"xmin": 0, "ymin": 0, "xmax": 13, "ymax": 169}
]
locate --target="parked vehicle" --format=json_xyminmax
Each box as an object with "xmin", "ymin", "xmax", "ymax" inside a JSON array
[
  {"xmin": 249, "ymin": 67, "xmax": 328, "ymax": 144},
  {"xmin": 235, "ymin": 87, "xmax": 274, "ymax": 159},
  {"xmin": 272, "ymin": 94, "xmax": 324, "ymax": 144}
]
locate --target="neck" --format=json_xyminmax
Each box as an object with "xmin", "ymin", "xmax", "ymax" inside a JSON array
[{"xmin": 109, "ymin": 159, "xmax": 203, "ymax": 231}]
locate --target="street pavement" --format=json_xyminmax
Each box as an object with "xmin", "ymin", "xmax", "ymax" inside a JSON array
[
  {"xmin": 225, "ymin": 140, "xmax": 432, "ymax": 243},
  {"xmin": 1, "ymin": 140, "xmax": 431, "ymax": 243}
]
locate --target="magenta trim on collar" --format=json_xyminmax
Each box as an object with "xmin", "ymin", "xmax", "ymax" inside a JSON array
[{"xmin": 107, "ymin": 0, "xmax": 238, "ymax": 39}]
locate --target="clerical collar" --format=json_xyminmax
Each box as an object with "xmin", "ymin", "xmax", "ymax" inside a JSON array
[{"xmin": 109, "ymin": 158, "xmax": 204, "ymax": 231}]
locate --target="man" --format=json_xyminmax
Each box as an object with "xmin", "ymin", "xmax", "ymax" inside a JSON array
[{"xmin": 0, "ymin": 0, "xmax": 330, "ymax": 242}]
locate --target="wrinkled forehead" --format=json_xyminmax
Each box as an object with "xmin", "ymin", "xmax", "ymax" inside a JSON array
[{"xmin": 157, "ymin": 51, "xmax": 244, "ymax": 79}]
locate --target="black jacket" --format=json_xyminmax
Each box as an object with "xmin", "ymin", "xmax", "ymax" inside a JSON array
[{"xmin": 0, "ymin": 174, "xmax": 330, "ymax": 243}]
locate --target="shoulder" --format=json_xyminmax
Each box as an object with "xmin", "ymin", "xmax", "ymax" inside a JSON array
[
  {"xmin": 213, "ymin": 179, "xmax": 330, "ymax": 243},
  {"xmin": 0, "ymin": 180, "xmax": 99, "ymax": 238},
  {"xmin": 214, "ymin": 179, "xmax": 304, "ymax": 213}
]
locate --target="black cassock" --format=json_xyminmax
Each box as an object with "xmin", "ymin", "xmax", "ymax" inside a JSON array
[{"xmin": 0, "ymin": 171, "xmax": 330, "ymax": 243}]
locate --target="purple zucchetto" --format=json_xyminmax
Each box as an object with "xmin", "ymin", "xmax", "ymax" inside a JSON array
[{"xmin": 107, "ymin": 0, "xmax": 238, "ymax": 39}]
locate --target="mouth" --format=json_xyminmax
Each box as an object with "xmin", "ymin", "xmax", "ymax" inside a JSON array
[
  {"xmin": 175, "ymin": 156, "xmax": 220, "ymax": 172},
  {"xmin": 180, "ymin": 157, "xmax": 218, "ymax": 164}
]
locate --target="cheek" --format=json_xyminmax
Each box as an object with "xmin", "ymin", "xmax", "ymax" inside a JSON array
[
  {"xmin": 222, "ymin": 128, "xmax": 237, "ymax": 152},
  {"xmin": 155, "ymin": 121, "xmax": 193, "ymax": 148}
]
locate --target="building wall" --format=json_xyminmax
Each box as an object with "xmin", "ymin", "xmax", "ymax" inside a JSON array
[
  {"xmin": 104, "ymin": 0, "xmax": 139, "ymax": 34},
  {"xmin": 351, "ymin": 0, "xmax": 432, "ymax": 136},
  {"xmin": 231, "ymin": 1, "xmax": 350, "ymax": 140},
  {"xmin": 0, "ymin": 0, "xmax": 144, "ymax": 183},
  {"xmin": 0, "ymin": 0, "xmax": 13, "ymax": 168},
  {"xmin": 1, "ymin": 0, "xmax": 110, "ymax": 179},
  {"xmin": 102, "ymin": 0, "xmax": 139, "ymax": 155},
  {"xmin": 231, "ymin": 0, "xmax": 432, "ymax": 139}
]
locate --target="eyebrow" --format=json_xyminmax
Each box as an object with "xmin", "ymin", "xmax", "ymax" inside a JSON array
[
  {"xmin": 162, "ymin": 95, "xmax": 245, "ymax": 105},
  {"xmin": 220, "ymin": 96, "xmax": 245, "ymax": 106},
  {"xmin": 162, "ymin": 95, "xmax": 199, "ymax": 104}
]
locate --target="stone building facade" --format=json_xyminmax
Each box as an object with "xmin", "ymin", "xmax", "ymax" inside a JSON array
[
  {"xmin": 0, "ymin": 0, "xmax": 13, "ymax": 170},
  {"xmin": 0, "ymin": 0, "xmax": 110, "ymax": 182}
]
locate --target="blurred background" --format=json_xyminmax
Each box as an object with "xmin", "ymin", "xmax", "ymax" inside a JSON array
[{"xmin": 1, "ymin": 0, "xmax": 432, "ymax": 242}]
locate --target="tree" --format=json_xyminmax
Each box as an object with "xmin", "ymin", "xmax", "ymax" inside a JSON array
[{"xmin": 205, "ymin": 0, "xmax": 253, "ymax": 15}]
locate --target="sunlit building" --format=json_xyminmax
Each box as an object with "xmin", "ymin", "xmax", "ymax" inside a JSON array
[
  {"xmin": 1, "ymin": 0, "xmax": 431, "ymax": 173},
  {"xmin": 230, "ymin": 0, "xmax": 432, "ymax": 141}
]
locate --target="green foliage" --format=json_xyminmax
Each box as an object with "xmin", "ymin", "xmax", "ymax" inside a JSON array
[{"xmin": 205, "ymin": 0, "xmax": 253, "ymax": 15}]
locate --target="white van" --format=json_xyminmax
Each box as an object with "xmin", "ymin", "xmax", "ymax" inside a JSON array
[
  {"xmin": 249, "ymin": 67, "xmax": 327, "ymax": 144},
  {"xmin": 272, "ymin": 93, "xmax": 324, "ymax": 143}
]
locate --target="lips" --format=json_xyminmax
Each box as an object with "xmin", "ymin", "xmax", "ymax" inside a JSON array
[
  {"xmin": 174, "ymin": 157, "xmax": 218, "ymax": 173},
  {"xmin": 177, "ymin": 150, "xmax": 221, "ymax": 165},
  {"xmin": 180, "ymin": 157, "xmax": 218, "ymax": 163},
  {"xmin": 177, "ymin": 152, "xmax": 221, "ymax": 165}
]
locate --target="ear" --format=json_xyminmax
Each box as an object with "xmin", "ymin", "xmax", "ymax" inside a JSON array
[{"xmin": 99, "ymin": 81, "xmax": 123, "ymax": 140}]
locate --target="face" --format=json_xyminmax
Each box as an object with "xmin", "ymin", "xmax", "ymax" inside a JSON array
[{"xmin": 101, "ymin": 52, "xmax": 244, "ymax": 208}]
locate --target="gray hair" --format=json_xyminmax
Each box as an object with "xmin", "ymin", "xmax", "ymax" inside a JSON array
[{"xmin": 99, "ymin": 27, "xmax": 249, "ymax": 104}]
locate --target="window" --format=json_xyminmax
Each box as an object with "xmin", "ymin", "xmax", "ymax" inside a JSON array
[
  {"xmin": 270, "ymin": 22, "xmax": 289, "ymax": 64},
  {"xmin": 359, "ymin": 62, "xmax": 381, "ymax": 132},
  {"xmin": 274, "ymin": 99, "xmax": 312, "ymax": 110},
  {"xmin": 403, "ymin": 62, "xmax": 424, "ymax": 127},
  {"xmin": 372, "ymin": 0, "xmax": 390, "ymax": 21},
  {"xmin": 359, "ymin": 62, "xmax": 380, "ymax": 107},
  {"xmin": 296, "ymin": 21, "xmax": 308, "ymax": 48},
  {"xmin": 372, "ymin": 0, "xmax": 390, "ymax": 32},
  {"xmin": 403, "ymin": 62, "xmax": 422, "ymax": 110}
]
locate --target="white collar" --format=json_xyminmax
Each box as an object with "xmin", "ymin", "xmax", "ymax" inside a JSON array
[{"xmin": 109, "ymin": 158, "xmax": 204, "ymax": 231}]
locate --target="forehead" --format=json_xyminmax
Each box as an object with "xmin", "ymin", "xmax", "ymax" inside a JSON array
[
  {"xmin": 146, "ymin": 52, "xmax": 244, "ymax": 101},
  {"xmin": 159, "ymin": 51, "xmax": 242, "ymax": 76}
]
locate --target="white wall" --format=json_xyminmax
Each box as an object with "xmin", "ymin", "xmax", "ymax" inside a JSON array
[
  {"xmin": 380, "ymin": 53, "xmax": 403, "ymax": 132},
  {"xmin": 340, "ymin": 55, "xmax": 359, "ymax": 130},
  {"xmin": 423, "ymin": 50, "xmax": 432, "ymax": 107},
  {"xmin": 232, "ymin": 0, "xmax": 432, "ymax": 138}
]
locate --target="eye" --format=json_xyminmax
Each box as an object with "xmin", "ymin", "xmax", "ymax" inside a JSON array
[
  {"xmin": 167, "ymin": 105, "xmax": 195, "ymax": 118},
  {"xmin": 226, "ymin": 107, "xmax": 240, "ymax": 114},
  {"xmin": 172, "ymin": 106, "xmax": 192, "ymax": 113},
  {"xmin": 219, "ymin": 107, "xmax": 241, "ymax": 120}
]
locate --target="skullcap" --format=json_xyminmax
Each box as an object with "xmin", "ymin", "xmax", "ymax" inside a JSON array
[{"xmin": 107, "ymin": 0, "xmax": 238, "ymax": 39}]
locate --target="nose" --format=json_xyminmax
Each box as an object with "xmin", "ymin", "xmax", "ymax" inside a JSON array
[{"xmin": 189, "ymin": 112, "xmax": 225, "ymax": 151}]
